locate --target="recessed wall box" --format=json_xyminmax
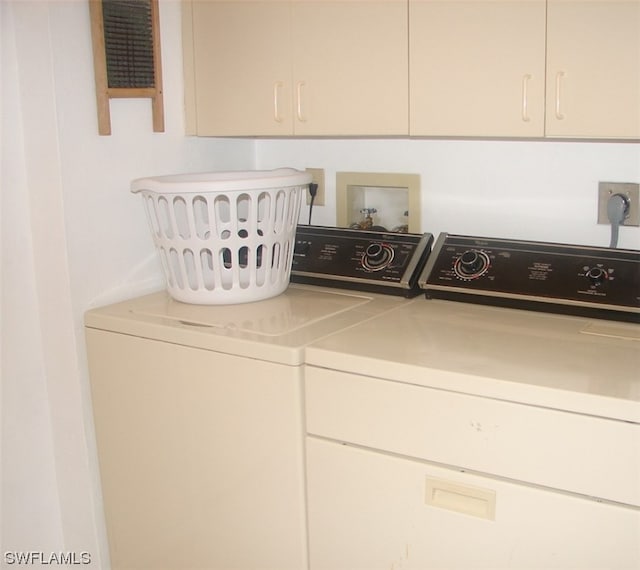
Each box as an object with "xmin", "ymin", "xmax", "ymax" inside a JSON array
[{"xmin": 336, "ymin": 172, "xmax": 421, "ymax": 233}]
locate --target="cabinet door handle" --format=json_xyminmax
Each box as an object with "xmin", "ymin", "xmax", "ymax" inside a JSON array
[
  {"xmin": 521, "ymin": 74, "xmax": 532, "ymax": 122},
  {"xmin": 555, "ymin": 71, "xmax": 566, "ymax": 120},
  {"xmin": 296, "ymin": 81, "xmax": 307, "ymax": 122},
  {"xmin": 273, "ymin": 81, "xmax": 284, "ymax": 123}
]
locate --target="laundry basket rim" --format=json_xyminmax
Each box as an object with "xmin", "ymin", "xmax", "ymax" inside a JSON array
[{"xmin": 131, "ymin": 167, "xmax": 312, "ymax": 194}]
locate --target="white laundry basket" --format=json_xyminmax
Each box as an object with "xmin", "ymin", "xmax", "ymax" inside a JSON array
[{"xmin": 131, "ymin": 168, "xmax": 311, "ymax": 304}]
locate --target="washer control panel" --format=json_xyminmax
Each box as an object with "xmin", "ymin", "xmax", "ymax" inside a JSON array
[
  {"xmin": 291, "ymin": 226, "xmax": 433, "ymax": 297},
  {"xmin": 419, "ymin": 233, "xmax": 640, "ymax": 322}
]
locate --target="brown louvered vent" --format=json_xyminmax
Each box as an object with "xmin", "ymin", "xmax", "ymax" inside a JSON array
[{"xmin": 90, "ymin": 0, "xmax": 164, "ymax": 135}]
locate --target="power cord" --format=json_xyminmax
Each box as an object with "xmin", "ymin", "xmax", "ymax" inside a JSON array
[
  {"xmin": 308, "ymin": 182, "xmax": 318, "ymax": 225},
  {"xmin": 607, "ymin": 193, "xmax": 630, "ymax": 248}
]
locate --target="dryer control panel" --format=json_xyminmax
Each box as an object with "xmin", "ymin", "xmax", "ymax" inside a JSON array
[
  {"xmin": 291, "ymin": 226, "xmax": 433, "ymax": 297},
  {"xmin": 419, "ymin": 233, "xmax": 640, "ymax": 322}
]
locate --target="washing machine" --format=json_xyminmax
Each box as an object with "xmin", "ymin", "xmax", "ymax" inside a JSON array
[
  {"xmin": 85, "ymin": 227, "xmax": 433, "ymax": 570},
  {"xmin": 303, "ymin": 233, "xmax": 640, "ymax": 569}
]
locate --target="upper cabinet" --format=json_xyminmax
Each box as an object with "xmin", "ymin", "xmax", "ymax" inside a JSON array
[
  {"xmin": 545, "ymin": 0, "xmax": 640, "ymax": 139},
  {"xmin": 409, "ymin": 0, "xmax": 547, "ymax": 138},
  {"xmin": 183, "ymin": 0, "xmax": 408, "ymax": 137},
  {"xmin": 183, "ymin": 1, "xmax": 292, "ymax": 136},
  {"xmin": 409, "ymin": 0, "xmax": 639, "ymax": 140},
  {"xmin": 184, "ymin": 0, "xmax": 639, "ymax": 139},
  {"xmin": 291, "ymin": 1, "xmax": 408, "ymax": 136}
]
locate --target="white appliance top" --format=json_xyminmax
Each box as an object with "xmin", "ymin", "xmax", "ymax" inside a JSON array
[
  {"xmin": 305, "ymin": 299, "xmax": 640, "ymax": 423},
  {"xmin": 84, "ymin": 284, "xmax": 409, "ymax": 365}
]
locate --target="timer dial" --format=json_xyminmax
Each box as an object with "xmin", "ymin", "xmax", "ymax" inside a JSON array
[
  {"xmin": 362, "ymin": 242, "xmax": 394, "ymax": 271},
  {"xmin": 454, "ymin": 249, "xmax": 490, "ymax": 280},
  {"xmin": 586, "ymin": 266, "xmax": 608, "ymax": 285}
]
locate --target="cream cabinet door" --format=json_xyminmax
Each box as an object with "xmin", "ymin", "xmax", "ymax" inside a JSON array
[
  {"xmin": 291, "ymin": 0, "xmax": 408, "ymax": 135},
  {"xmin": 546, "ymin": 0, "xmax": 640, "ymax": 139},
  {"xmin": 186, "ymin": 1, "xmax": 294, "ymax": 136},
  {"xmin": 87, "ymin": 329, "xmax": 308, "ymax": 570},
  {"xmin": 409, "ymin": 0, "xmax": 546, "ymax": 137},
  {"xmin": 185, "ymin": 0, "xmax": 408, "ymax": 136}
]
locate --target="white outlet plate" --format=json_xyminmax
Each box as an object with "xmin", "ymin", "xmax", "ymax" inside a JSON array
[
  {"xmin": 597, "ymin": 182, "xmax": 640, "ymax": 226},
  {"xmin": 306, "ymin": 168, "xmax": 325, "ymax": 206}
]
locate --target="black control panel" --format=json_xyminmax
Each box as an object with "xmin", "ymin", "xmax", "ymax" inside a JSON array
[
  {"xmin": 420, "ymin": 233, "xmax": 640, "ymax": 322},
  {"xmin": 291, "ymin": 226, "xmax": 434, "ymax": 297}
]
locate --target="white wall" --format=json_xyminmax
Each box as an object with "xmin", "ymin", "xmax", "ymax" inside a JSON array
[
  {"xmin": 256, "ymin": 139, "xmax": 640, "ymax": 250},
  {"xmin": 1, "ymin": 1, "xmax": 253, "ymax": 568}
]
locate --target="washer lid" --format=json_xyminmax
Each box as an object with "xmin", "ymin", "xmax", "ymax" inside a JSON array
[
  {"xmin": 84, "ymin": 284, "xmax": 407, "ymax": 365},
  {"xmin": 305, "ymin": 299, "xmax": 640, "ymax": 422},
  {"xmin": 131, "ymin": 286, "xmax": 372, "ymax": 336}
]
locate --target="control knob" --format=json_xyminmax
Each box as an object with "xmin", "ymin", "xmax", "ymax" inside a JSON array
[
  {"xmin": 362, "ymin": 242, "xmax": 393, "ymax": 271},
  {"xmin": 454, "ymin": 249, "xmax": 490, "ymax": 279},
  {"xmin": 586, "ymin": 266, "xmax": 608, "ymax": 285}
]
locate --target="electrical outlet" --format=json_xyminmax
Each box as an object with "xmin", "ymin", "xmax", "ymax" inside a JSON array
[
  {"xmin": 597, "ymin": 182, "xmax": 640, "ymax": 226},
  {"xmin": 306, "ymin": 168, "xmax": 325, "ymax": 206}
]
